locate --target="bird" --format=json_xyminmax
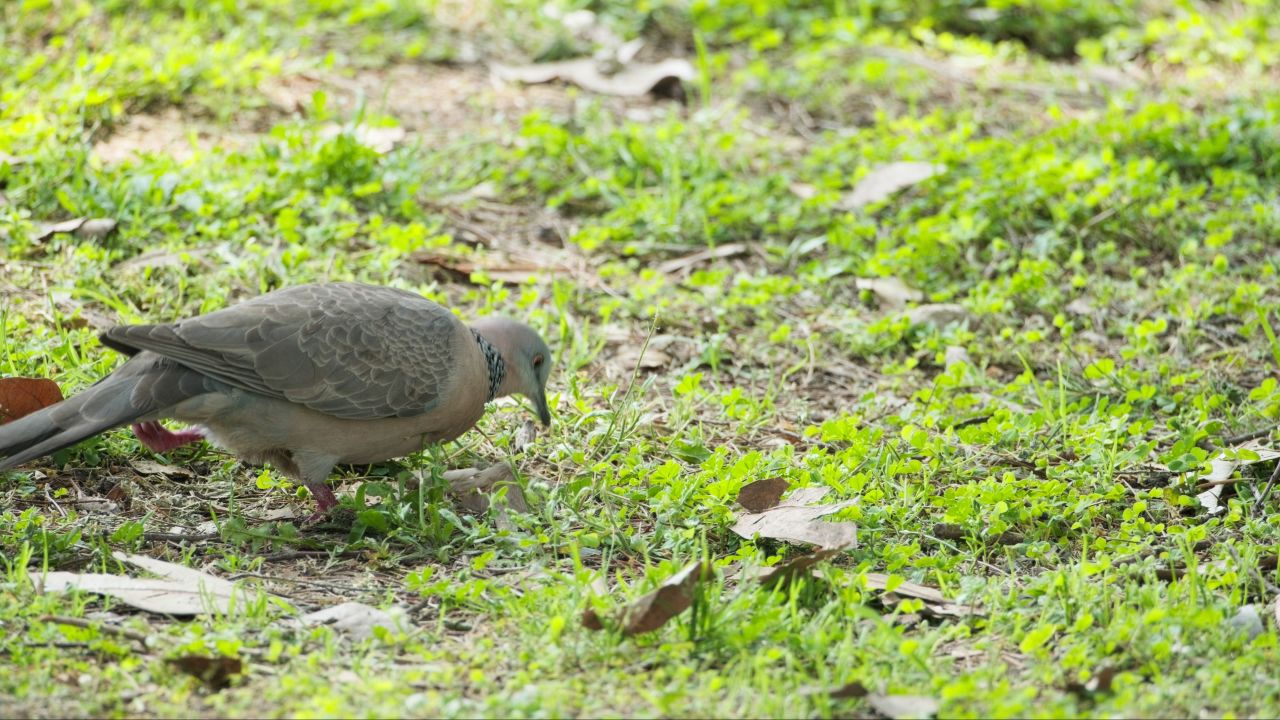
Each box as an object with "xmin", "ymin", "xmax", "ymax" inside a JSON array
[{"xmin": 0, "ymin": 282, "xmax": 553, "ymax": 521}]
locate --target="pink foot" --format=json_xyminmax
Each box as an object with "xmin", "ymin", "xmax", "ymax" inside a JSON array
[
  {"xmin": 131, "ymin": 421, "xmax": 206, "ymax": 453},
  {"xmin": 305, "ymin": 482, "xmax": 339, "ymax": 523}
]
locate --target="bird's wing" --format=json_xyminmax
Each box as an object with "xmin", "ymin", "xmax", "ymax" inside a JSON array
[{"xmin": 100, "ymin": 283, "xmax": 463, "ymax": 420}]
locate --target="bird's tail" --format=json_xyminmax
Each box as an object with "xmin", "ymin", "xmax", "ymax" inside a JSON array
[{"xmin": 0, "ymin": 354, "xmax": 204, "ymax": 469}]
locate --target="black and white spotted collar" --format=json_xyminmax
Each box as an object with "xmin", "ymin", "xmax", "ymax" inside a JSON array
[{"xmin": 471, "ymin": 329, "xmax": 505, "ymax": 402}]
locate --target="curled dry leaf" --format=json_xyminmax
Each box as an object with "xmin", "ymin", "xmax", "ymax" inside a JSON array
[
  {"xmin": 513, "ymin": 419, "xmax": 538, "ymax": 453},
  {"xmin": 866, "ymin": 693, "xmax": 940, "ymax": 719},
  {"xmin": 300, "ymin": 601, "xmax": 406, "ymax": 641},
  {"xmin": 755, "ymin": 544, "xmax": 849, "ymax": 589},
  {"xmin": 838, "ymin": 162, "xmax": 945, "ymax": 210},
  {"xmin": 41, "ymin": 552, "xmax": 250, "ymax": 616},
  {"xmin": 35, "ymin": 217, "xmax": 118, "ymax": 242},
  {"xmin": 492, "ymin": 57, "xmax": 694, "ymax": 98},
  {"xmin": 319, "ymin": 123, "xmax": 406, "ymax": 154},
  {"xmin": 442, "ymin": 464, "xmax": 530, "ymax": 514},
  {"xmin": 860, "ymin": 572, "xmax": 981, "ymax": 618},
  {"xmin": 731, "ymin": 486, "xmax": 857, "ymax": 549},
  {"xmin": 857, "ymin": 277, "xmax": 924, "ymax": 309},
  {"xmin": 167, "ymin": 655, "xmax": 244, "ymax": 691},
  {"xmin": 905, "ymin": 303, "xmax": 973, "ymax": 328},
  {"xmin": 737, "ymin": 477, "xmax": 790, "ymax": 513},
  {"xmin": 0, "ymin": 377, "xmax": 63, "ymax": 424},
  {"xmin": 130, "ymin": 459, "xmax": 194, "ymax": 479},
  {"xmin": 1195, "ymin": 442, "xmax": 1280, "ymax": 514},
  {"xmin": 583, "ymin": 560, "xmax": 708, "ymax": 636}
]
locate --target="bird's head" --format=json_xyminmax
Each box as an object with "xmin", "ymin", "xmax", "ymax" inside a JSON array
[{"xmin": 470, "ymin": 317, "xmax": 553, "ymax": 426}]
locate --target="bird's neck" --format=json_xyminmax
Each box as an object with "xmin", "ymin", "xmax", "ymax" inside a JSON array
[{"xmin": 471, "ymin": 329, "xmax": 506, "ymax": 402}]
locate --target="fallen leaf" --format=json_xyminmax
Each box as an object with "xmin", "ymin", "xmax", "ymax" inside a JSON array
[
  {"xmin": 1064, "ymin": 664, "xmax": 1126, "ymax": 697},
  {"xmin": 838, "ymin": 162, "xmax": 944, "ymax": 211},
  {"xmin": 614, "ymin": 345, "xmax": 671, "ymax": 370},
  {"xmin": 656, "ymin": 242, "xmax": 750, "ymax": 275},
  {"xmin": 944, "ymin": 345, "xmax": 971, "ymax": 369},
  {"xmin": 442, "ymin": 464, "xmax": 530, "ymax": 514},
  {"xmin": 513, "ymin": 420, "xmax": 538, "ymax": 453},
  {"xmin": 737, "ymin": 477, "xmax": 790, "ymax": 513},
  {"xmin": 318, "ymin": 123, "xmax": 406, "ymax": 154},
  {"xmin": 1195, "ymin": 443, "xmax": 1280, "ymax": 514},
  {"xmin": 0, "ymin": 377, "xmax": 63, "ymax": 424},
  {"xmin": 905, "ymin": 303, "xmax": 973, "ymax": 328},
  {"xmin": 41, "ymin": 552, "xmax": 247, "ymax": 615},
  {"xmin": 731, "ymin": 486, "xmax": 857, "ymax": 549},
  {"xmin": 583, "ymin": 560, "xmax": 708, "ymax": 636},
  {"xmin": 866, "ymin": 693, "xmax": 940, "ymax": 719},
  {"xmin": 857, "ymin": 277, "xmax": 924, "ymax": 309},
  {"xmin": 35, "ymin": 217, "xmax": 118, "ymax": 242},
  {"xmin": 300, "ymin": 601, "xmax": 406, "ymax": 641},
  {"xmin": 860, "ymin": 572, "xmax": 981, "ymax": 618},
  {"xmin": 130, "ymin": 459, "xmax": 194, "ymax": 479},
  {"xmin": 412, "ymin": 252, "xmax": 558, "ymax": 286},
  {"xmin": 755, "ymin": 544, "xmax": 849, "ymax": 588},
  {"xmin": 167, "ymin": 655, "xmax": 244, "ymax": 691},
  {"xmin": 799, "ymin": 681, "xmax": 868, "ymax": 699},
  {"xmin": 789, "ymin": 182, "xmax": 819, "ymax": 200},
  {"xmin": 492, "ymin": 57, "xmax": 694, "ymax": 98}
]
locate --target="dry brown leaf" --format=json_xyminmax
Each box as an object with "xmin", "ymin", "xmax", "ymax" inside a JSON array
[
  {"xmin": 513, "ymin": 420, "xmax": 538, "ymax": 453},
  {"xmin": 614, "ymin": 345, "xmax": 671, "ymax": 370},
  {"xmin": 318, "ymin": 123, "xmax": 406, "ymax": 153},
  {"xmin": 442, "ymin": 465, "xmax": 530, "ymax": 515},
  {"xmin": 857, "ymin": 277, "xmax": 924, "ymax": 309},
  {"xmin": 167, "ymin": 655, "xmax": 244, "ymax": 691},
  {"xmin": 731, "ymin": 486, "xmax": 857, "ymax": 549},
  {"xmin": 35, "ymin": 217, "xmax": 117, "ymax": 242},
  {"xmin": 1196, "ymin": 442, "xmax": 1280, "ymax": 514},
  {"xmin": 656, "ymin": 242, "xmax": 750, "ymax": 275},
  {"xmin": 1064, "ymin": 664, "xmax": 1125, "ymax": 697},
  {"xmin": 0, "ymin": 377, "xmax": 63, "ymax": 424},
  {"xmin": 800, "ymin": 681, "xmax": 868, "ymax": 699},
  {"xmin": 860, "ymin": 572, "xmax": 980, "ymax": 618},
  {"xmin": 737, "ymin": 477, "xmax": 790, "ymax": 513},
  {"xmin": 300, "ymin": 601, "xmax": 406, "ymax": 641},
  {"xmin": 129, "ymin": 459, "xmax": 194, "ymax": 479},
  {"xmin": 839, "ymin": 162, "xmax": 945, "ymax": 210},
  {"xmin": 412, "ymin": 252, "xmax": 557, "ymax": 286},
  {"xmin": 905, "ymin": 303, "xmax": 973, "ymax": 328},
  {"xmin": 492, "ymin": 57, "xmax": 694, "ymax": 97},
  {"xmin": 866, "ymin": 693, "xmax": 940, "ymax": 719},
  {"xmin": 41, "ymin": 552, "xmax": 247, "ymax": 615},
  {"xmin": 584, "ymin": 561, "xmax": 708, "ymax": 636},
  {"xmin": 756, "ymin": 544, "xmax": 849, "ymax": 589}
]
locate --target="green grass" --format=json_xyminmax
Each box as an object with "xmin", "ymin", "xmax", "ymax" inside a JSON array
[{"xmin": 4, "ymin": 0, "xmax": 1280, "ymax": 717}]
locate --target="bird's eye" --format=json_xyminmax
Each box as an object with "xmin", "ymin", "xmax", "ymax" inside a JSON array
[{"xmin": 532, "ymin": 354, "xmax": 544, "ymax": 368}]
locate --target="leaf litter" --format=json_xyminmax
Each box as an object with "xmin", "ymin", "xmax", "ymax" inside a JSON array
[
  {"xmin": 40, "ymin": 552, "xmax": 257, "ymax": 616},
  {"xmin": 731, "ymin": 485, "xmax": 857, "ymax": 549},
  {"xmin": 583, "ymin": 560, "xmax": 708, "ymax": 636},
  {"xmin": 0, "ymin": 377, "xmax": 63, "ymax": 424}
]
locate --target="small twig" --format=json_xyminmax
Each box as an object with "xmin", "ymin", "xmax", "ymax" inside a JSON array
[
  {"xmin": 1253, "ymin": 460, "xmax": 1280, "ymax": 515},
  {"xmin": 40, "ymin": 614, "xmax": 149, "ymax": 648},
  {"xmin": 225, "ymin": 571, "xmax": 367, "ymax": 595}
]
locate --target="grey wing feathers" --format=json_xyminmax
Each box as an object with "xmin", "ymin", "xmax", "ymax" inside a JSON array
[{"xmin": 100, "ymin": 283, "xmax": 461, "ymax": 420}]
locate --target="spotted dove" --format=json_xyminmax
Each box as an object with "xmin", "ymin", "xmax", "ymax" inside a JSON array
[{"xmin": 0, "ymin": 282, "xmax": 552, "ymax": 519}]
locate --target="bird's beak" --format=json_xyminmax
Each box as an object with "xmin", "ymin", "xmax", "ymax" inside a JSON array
[{"xmin": 534, "ymin": 391, "xmax": 551, "ymax": 427}]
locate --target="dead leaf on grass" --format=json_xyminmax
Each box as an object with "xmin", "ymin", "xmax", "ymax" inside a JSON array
[
  {"xmin": 737, "ymin": 477, "xmax": 790, "ymax": 513},
  {"xmin": 492, "ymin": 56, "xmax": 694, "ymax": 98},
  {"xmin": 129, "ymin": 459, "xmax": 194, "ymax": 479},
  {"xmin": 442, "ymin": 464, "xmax": 530, "ymax": 515},
  {"xmin": 0, "ymin": 377, "xmax": 63, "ymax": 424},
  {"xmin": 35, "ymin": 217, "xmax": 118, "ymax": 242},
  {"xmin": 905, "ymin": 303, "xmax": 973, "ymax": 328},
  {"xmin": 857, "ymin": 277, "xmax": 924, "ymax": 309},
  {"xmin": 1063, "ymin": 664, "xmax": 1124, "ymax": 697},
  {"xmin": 799, "ymin": 680, "xmax": 869, "ymax": 699},
  {"xmin": 731, "ymin": 486, "xmax": 857, "ymax": 549},
  {"xmin": 656, "ymin": 242, "xmax": 750, "ymax": 275},
  {"xmin": 583, "ymin": 560, "xmax": 708, "ymax": 636},
  {"xmin": 1195, "ymin": 443, "xmax": 1280, "ymax": 513},
  {"xmin": 614, "ymin": 345, "xmax": 671, "ymax": 370},
  {"xmin": 41, "ymin": 552, "xmax": 249, "ymax": 615},
  {"xmin": 838, "ymin": 162, "xmax": 945, "ymax": 211},
  {"xmin": 866, "ymin": 693, "xmax": 940, "ymax": 719},
  {"xmin": 167, "ymin": 655, "xmax": 244, "ymax": 691},
  {"xmin": 860, "ymin": 572, "xmax": 980, "ymax": 618},
  {"xmin": 412, "ymin": 252, "xmax": 559, "ymax": 286},
  {"xmin": 300, "ymin": 601, "xmax": 406, "ymax": 641},
  {"xmin": 513, "ymin": 419, "xmax": 538, "ymax": 453},
  {"xmin": 319, "ymin": 123, "xmax": 407, "ymax": 154},
  {"xmin": 755, "ymin": 544, "xmax": 849, "ymax": 589}
]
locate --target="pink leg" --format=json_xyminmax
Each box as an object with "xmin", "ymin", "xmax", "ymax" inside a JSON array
[
  {"xmin": 131, "ymin": 421, "xmax": 206, "ymax": 453},
  {"xmin": 305, "ymin": 482, "xmax": 339, "ymax": 523}
]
